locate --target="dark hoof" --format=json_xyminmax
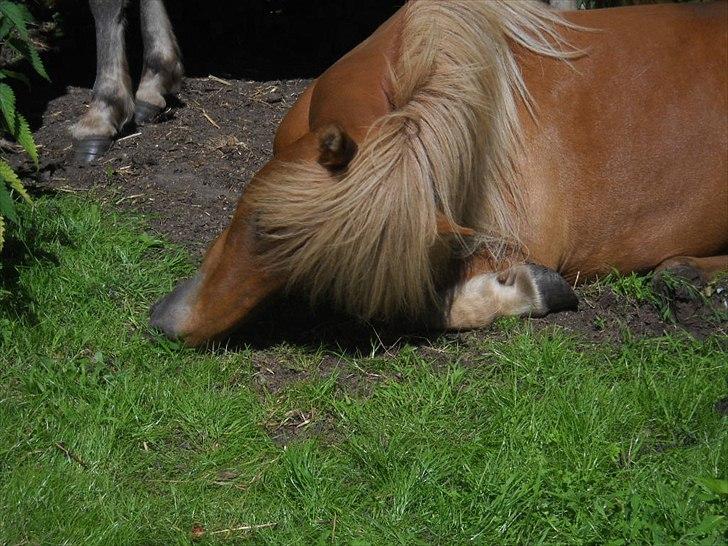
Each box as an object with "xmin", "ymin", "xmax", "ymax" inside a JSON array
[
  {"xmin": 528, "ymin": 264, "xmax": 579, "ymax": 315},
  {"xmin": 74, "ymin": 137, "xmax": 112, "ymax": 163},
  {"xmin": 134, "ymin": 100, "xmax": 163, "ymax": 125}
]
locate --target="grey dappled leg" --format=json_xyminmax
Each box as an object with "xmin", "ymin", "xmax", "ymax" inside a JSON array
[
  {"xmin": 445, "ymin": 264, "xmax": 577, "ymax": 330},
  {"xmin": 135, "ymin": 0, "xmax": 182, "ymax": 124},
  {"xmin": 71, "ymin": 0, "xmax": 134, "ymax": 159}
]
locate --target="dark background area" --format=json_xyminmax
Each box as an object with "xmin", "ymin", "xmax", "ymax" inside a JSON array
[
  {"xmin": 30, "ymin": 0, "xmax": 403, "ymax": 86},
  {"xmin": 19, "ymin": 0, "xmax": 402, "ymax": 128}
]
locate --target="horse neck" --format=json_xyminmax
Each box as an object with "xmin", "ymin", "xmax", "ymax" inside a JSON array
[{"xmin": 307, "ymin": 7, "xmax": 405, "ymax": 141}]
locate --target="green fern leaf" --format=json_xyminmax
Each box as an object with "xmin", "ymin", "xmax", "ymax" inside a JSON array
[
  {"xmin": 7, "ymin": 36, "xmax": 48, "ymax": 81},
  {"xmin": 0, "ymin": 16, "xmax": 13, "ymax": 42},
  {"xmin": 0, "ymin": 1, "xmax": 30, "ymax": 40},
  {"xmin": 0, "ymin": 69, "xmax": 30, "ymax": 87},
  {"xmin": 0, "ymin": 82, "xmax": 16, "ymax": 133},
  {"xmin": 14, "ymin": 2, "xmax": 35, "ymax": 25},
  {"xmin": 14, "ymin": 113, "xmax": 36, "ymax": 168},
  {"xmin": 0, "ymin": 180, "xmax": 18, "ymax": 223},
  {"xmin": 0, "ymin": 159, "xmax": 30, "ymax": 204}
]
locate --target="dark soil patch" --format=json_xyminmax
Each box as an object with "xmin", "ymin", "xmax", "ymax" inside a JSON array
[
  {"xmin": 20, "ymin": 77, "xmax": 310, "ymax": 255},
  {"xmin": 251, "ymin": 353, "xmax": 391, "ymax": 398},
  {"xmin": 250, "ymin": 352, "xmax": 396, "ymax": 446},
  {"xmin": 715, "ymin": 396, "xmax": 728, "ymax": 417},
  {"xmin": 264, "ymin": 408, "xmax": 341, "ymax": 447},
  {"xmin": 534, "ymin": 281, "xmax": 727, "ymax": 343}
]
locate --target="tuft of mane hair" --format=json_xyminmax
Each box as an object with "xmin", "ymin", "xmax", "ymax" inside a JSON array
[{"xmin": 251, "ymin": 0, "xmax": 581, "ymax": 321}]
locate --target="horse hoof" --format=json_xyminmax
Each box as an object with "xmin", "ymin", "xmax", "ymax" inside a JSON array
[
  {"xmin": 527, "ymin": 264, "xmax": 579, "ymax": 314},
  {"xmin": 74, "ymin": 137, "xmax": 112, "ymax": 163},
  {"xmin": 134, "ymin": 100, "xmax": 163, "ymax": 125}
]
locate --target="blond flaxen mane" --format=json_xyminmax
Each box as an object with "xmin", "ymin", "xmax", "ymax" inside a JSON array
[{"xmin": 251, "ymin": 0, "xmax": 579, "ymax": 320}]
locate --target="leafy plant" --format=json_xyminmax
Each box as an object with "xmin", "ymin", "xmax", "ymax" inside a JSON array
[{"xmin": 0, "ymin": 0, "xmax": 48, "ymax": 251}]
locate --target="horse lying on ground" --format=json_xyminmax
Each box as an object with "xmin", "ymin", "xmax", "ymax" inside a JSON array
[
  {"xmin": 71, "ymin": 0, "xmax": 576, "ymax": 163},
  {"xmin": 150, "ymin": 0, "xmax": 727, "ymax": 346},
  {"xmin": 71, "ymin": 0, "xmax": 181, "ymax": 162}
]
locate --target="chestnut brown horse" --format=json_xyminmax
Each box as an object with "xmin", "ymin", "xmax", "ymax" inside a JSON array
[{"xmin": 151, "ymin": 0, "xmax": 728, "ymax": 346}]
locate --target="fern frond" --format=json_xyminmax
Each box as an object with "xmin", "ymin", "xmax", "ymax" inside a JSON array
[
  {"xmin": 0, "ymin": 179, "xmax": 18, "ymax": 223},
  {"xmin": 0, "ymin": 159, "xmax": 30, "ymax": 204},
  {"xmin": 7, "ymin": 36, "xmax": 48, "ymax": 81},
  {"xmin": 0, "ymin": 1, "xmax": 30, "ymax": 40},
  {"xmin": 0, "ymin": 214, "xmax": 5, "ymax": 252},
  {"xmin": 0, "ymin": 82, "xmax": 16, "ymax": 133},
  {"xmin": 14, "ymin": 113, "xmax": 37, "ymax": 168},
  {"xmin": 0, "ymin": 16, "xmax": 13, "ymax": 42},
  {"xmin": 0, "ymin": 69, "xmax": 30, "ymax": 87},
  {"xmin": 13, "ymin": 2, "xmax": 35, "ymax": 25}
]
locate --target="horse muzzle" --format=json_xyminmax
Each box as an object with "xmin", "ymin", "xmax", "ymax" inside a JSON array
[{"xmin": 149, "ymin": 274, "xmax": 202, "ymax": 341}]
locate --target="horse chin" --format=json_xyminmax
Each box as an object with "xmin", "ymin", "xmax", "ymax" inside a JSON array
[{"xmin": 149, "ymin": 274, "xmax": 203, "ymax": 342}]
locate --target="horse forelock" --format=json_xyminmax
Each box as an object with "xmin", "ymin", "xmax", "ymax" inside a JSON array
[{"xmin": 250, "ymin": 0, "xmax": 581, "ymax": 321}]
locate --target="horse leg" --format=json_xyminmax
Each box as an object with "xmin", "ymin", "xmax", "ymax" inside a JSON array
[
  {"xmin": 652, "ymin": 255, "xmax": 728, "ymax": 299},
  {"xmin": 71, "ymin": 0, "xmax": 134, "ymax": 162},
  {"xmin": 444, "ymin": 260, "xmax": 578, "ymax": 330},
  {"xmin": 135, "ymin": 0, "xmax": 182, "ymax": 124}
]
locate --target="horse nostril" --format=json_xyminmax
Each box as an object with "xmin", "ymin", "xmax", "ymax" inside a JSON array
[
  {"xmin": 149, "ymin": 299, "xmax": 162, "ymax": 317},
  {"xmin": 149, "ymin": 274, "xmax": 202, "ymax": 341}
]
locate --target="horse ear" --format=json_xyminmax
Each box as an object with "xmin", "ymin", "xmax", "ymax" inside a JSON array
[
  {"xmin": 317, "ymin": 124, "xmax": 358, "ymax": 172},
  {"xmin": 436, "ymin": 212, "xmax": 475, "ymax": 237}
]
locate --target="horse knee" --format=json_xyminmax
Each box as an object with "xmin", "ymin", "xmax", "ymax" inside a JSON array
[{"xmin": 445, "ymin": 264, "xmax": 577, "ymax": 329}]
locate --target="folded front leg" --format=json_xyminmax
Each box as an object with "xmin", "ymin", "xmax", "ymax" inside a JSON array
[{"xmin": 445, "ymin": 262, "xmax": 578, "ymax": 330}]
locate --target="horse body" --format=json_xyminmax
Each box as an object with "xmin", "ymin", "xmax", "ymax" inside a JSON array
[
  {"xmin": 151, "ymin": 0, "xmax": 727, "ymax": 345},
  {"xmin": 516, "ymin": 2, "xmax": 728, "ymax": 278}
]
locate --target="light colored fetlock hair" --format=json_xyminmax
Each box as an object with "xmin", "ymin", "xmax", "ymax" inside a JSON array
[{"xmin": 251, "ymin": 0, "xmax": 581, "ymax": 320}]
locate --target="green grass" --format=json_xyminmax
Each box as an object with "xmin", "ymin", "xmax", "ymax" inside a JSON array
[{"xmin": 1, "ymin": 197, "xmax": 727, "ymax": 545}]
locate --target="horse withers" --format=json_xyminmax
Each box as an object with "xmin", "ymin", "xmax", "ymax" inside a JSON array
[{"xmin": 150, "ymin": 0, "xmax": 727, "ymax": 346}]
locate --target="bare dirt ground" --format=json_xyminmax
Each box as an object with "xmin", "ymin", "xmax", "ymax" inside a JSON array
[{"xmin": 25, "ymin": 77, "xmax": 310, "ymax": 255}]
